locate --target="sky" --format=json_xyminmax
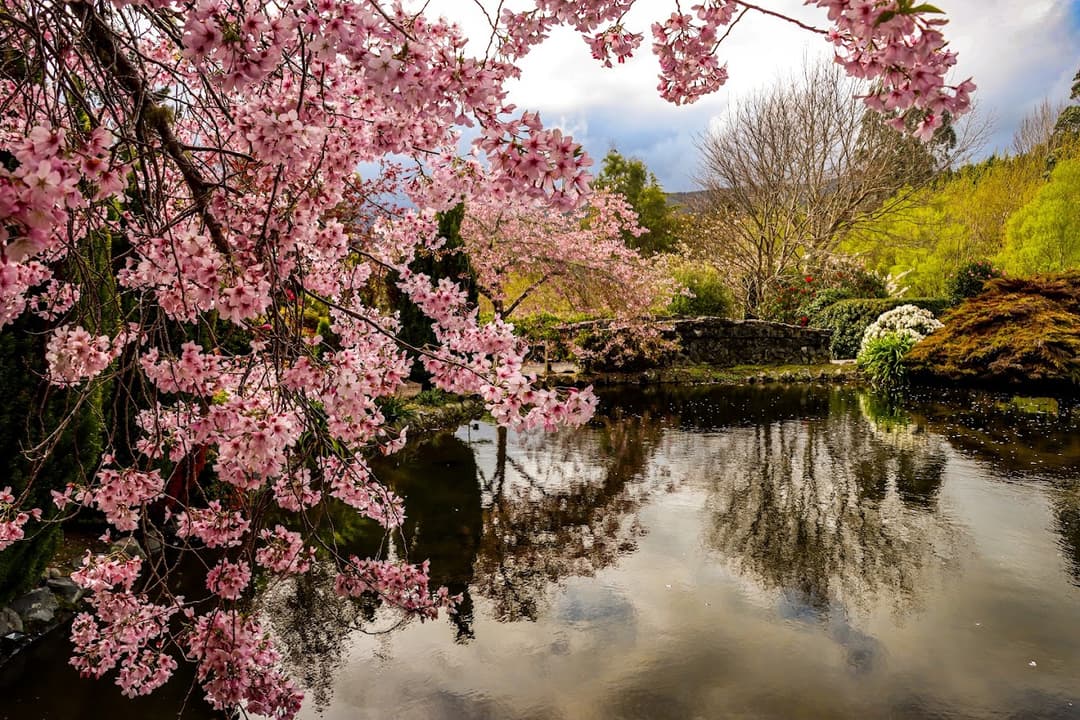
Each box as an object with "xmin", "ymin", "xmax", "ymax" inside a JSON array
[{"xmin": 426, "ymin": 0, "xmax": 1080, "ymax": 192}]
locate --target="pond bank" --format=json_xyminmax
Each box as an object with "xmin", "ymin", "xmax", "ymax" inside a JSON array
[
  {"xmin": 0, "ymin": 531, "xmax": 123, "ymax": 666},
  {"xmin": 527, "ymin": 361, "xmax": 862, "ymax": 388}
]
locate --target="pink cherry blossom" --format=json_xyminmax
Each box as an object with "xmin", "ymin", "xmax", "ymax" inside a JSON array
[{"xmin": 0, "ymin": 0, "xmax": 971, "ymax": 715}]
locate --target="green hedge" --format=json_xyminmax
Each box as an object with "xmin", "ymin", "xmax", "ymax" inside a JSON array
[
  {"xmin": 0, "ymin": 233, "xmax": 116, "ymax": 603},
  {"xmin": 810, "ymin": 298, "xmax": 952, "ymax": 359}
]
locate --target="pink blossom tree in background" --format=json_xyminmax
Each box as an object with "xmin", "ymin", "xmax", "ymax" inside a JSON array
[
  {"xmin": 462, "ymin": 188, "xmax": 673, "ymax": 319},
  {"xmin": 0, "ymin": 0, "xmax": 971, "ymax": 715}
]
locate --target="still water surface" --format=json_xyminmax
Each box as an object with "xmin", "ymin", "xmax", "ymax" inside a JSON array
[{"xmin": 3, "ymin": 385, "xmax": 1080, "ymax": 719}]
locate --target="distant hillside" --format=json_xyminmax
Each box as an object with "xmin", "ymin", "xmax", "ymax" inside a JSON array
[{"xmin": 665, "ymin": 190, "xmax": 708, "ymax": 211}]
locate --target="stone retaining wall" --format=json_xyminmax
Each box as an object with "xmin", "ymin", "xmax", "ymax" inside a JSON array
[
  {"xmin": 669, "ymin": 317, "xmax": 832, "ymax": 366},
  {"xmin": 563, "ymin": 317, "xmax": 833, "ymax": 368}
]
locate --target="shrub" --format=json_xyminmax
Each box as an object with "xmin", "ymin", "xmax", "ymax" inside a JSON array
[
  {"xmin": 859, "ymin": 304, "xmax": 943, "ymax": 356},
  {"xmin": 858, "ymin": 331, "xmax": 917, "ymax": 393},
  {"xmin": 666, "ymin": 265, "xmax": 733, "ymax": 318},
  {"xmin": 796, "ymin": 286, "xmax": 858, "ymax": 324},
  {"xmin": 574, "ymin": 322, "xmax": 681, "ymax": 372},
  {"xmin": 0, "ymin": 319, "xmax": 107, "ymax": 603},
  {"xmin": 413, "ymin": 388, "xmax": 454, "ymax": 406},
  {"xmin": 906, "ymin": 272, "xmax": 1080, "ymax": 389},
  {"xmin": 946, "ymin": 260, "xmax": 1003, "ymax": 303},
  {"xmin": 759, "ymin": 258, "xmax": 887, "ymax": 325},
  {"xmin": 758, "ymin": 273, "xmax": 818, "ymax": 324},
  {"xmin": 375, "ymin": 395, "xmax": 415, "ymax": 425},
  {"xmin": 810, "ymin": 298, "xmax": 952, "ymax": 359}
]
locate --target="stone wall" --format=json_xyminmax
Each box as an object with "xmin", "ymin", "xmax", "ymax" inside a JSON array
[
  {"xmin": 670, "ymin": 317, "xmax": 832, "ymax": 366},
  {"xmin": 562, "ymin": 317, "xmax": 833, "ymax": 369}
]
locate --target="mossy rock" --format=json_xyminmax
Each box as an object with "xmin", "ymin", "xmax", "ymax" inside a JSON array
[{"xmin": 906, "ymin": 272, "xmax": 1080, "ymax": 391}]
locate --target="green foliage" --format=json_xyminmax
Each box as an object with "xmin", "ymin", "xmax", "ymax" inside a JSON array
[
  {"xmin": 999, "ymin": 157, "xmax": 1080, "ymax": 275},
  {"xmin": 374, "ymin": 395, "xmax": 415, "ymax": 426},
  {"xmin": 593, "ymin": 149, "xmax": 677, "ymax": 255},
  {"xmin": 0, "ymin": 318, "xmax": 107, "ymax": 603},
  {"xmin": 759, "ymin": 259, "xmax": 888, "ymax": 326},
  {"xmin": 855, "ymin": 107, "xmax": 952, "ymax": 195},
  {"xmin": 798, "ymin": 287, "xmax": 858, "ymax": 322},
  {"xmin": 946, "ymin": 260, "xmax": 1002, "ymax": 303},
  {"xmin": 412, "ymin": 388, "xmax": 454, "ymax": 406},
  {"xmin": 665, "ymin": 265, "xmax": 733, "ymax": 317},
  {"xmin": 0, "ymin": 230, "xmax": 118, "ymax": 603},
  {"xmin": 511, "ymin": 312, "xmax": 565, "ymax": 343},
  {"xmin": 842, "ymin": 153, "xmax": 1047, "ymax": 296},
  {"xmin": 810, "ymin": 297, "xmax": 951, "ymax": 359},
  {"xmin": 857, "ymin": 331, "xmax": 916, "ymax": 394},
  {"xmin": 906, "ymin": 272, "xmax": 1080, "ymax": 390}
]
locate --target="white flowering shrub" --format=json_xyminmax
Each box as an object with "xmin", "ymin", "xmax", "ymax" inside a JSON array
[{"xmin": 859, "ymin": 304, "xmax": 943, "ymax": 356}]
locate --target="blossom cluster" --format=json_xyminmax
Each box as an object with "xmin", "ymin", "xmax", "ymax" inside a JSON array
[
  {"xmin": 69, "ymin": 553, "xmax": 180, "ymax": 698},
  {"xmin": 334, "ymin": 557, "xmax": 456, "ymax": 620},
  {"xmin": 652, "ymin": 2, "xmax": 738, "ymax": 104},
  {"xmin": 0, "ymin": 486, "xmax": 41, "ymax": 551},
  {"xmin": 45, "ymin": 325, "xmax": 130, "ymax": 387},
  {"xmin": 187, "ymin": 610, "xmax": 303, "ymax": 718},
  {"xmin": 811, "ymin": 0, "xmax": 975, "ymax": 137},
  {"xmin": 0, "ymin": 124, "xmax": 122, "ymax": 327},
  {"xmin": 860, "ymin": 304, "xmax": 944, "ymax": 354}
]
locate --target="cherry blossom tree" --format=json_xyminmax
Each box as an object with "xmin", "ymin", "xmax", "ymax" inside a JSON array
[
  {"xmin": 0, "ymin": 0, "xmax": 972, "ymax": 715},
  {"xmin": 461, "ymin": 188, "xmax": 671, "ymax": 319}
]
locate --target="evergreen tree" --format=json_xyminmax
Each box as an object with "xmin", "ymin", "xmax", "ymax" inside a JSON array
[
  {"xmin": 386, "ymin": 203, "xmax": 477, "ymax": 385},
  {"xmin": 593, "ymin": 149, "xmax": 677, "ymax": 255}
]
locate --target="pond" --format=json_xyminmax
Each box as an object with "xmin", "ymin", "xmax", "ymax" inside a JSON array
[{"xmin": 3, "ymin": 385, "xmax": 1080, "ymax": 719}]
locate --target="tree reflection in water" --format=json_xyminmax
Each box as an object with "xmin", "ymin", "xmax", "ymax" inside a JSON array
[
  {"xmin": 261, "ymin": 432, "xmax": 483, "ymax": 708},
  {"xmin": 258, "ymin": 385, "xmax": 1080, "ymax": 710},
  {"xmin": 259, "ymin": 413, "xmax": 667, "ymax": 704},
  {"xmin": 701, "ymin": 390, "xmax": 955, "ymax": 615},
  {"xmin": 470, "ymin": 407, "xmax": 665, "ymax": 622}
]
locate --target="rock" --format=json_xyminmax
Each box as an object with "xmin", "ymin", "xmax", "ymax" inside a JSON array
[
  {"xmin": 11, "ymin": 588, "xmax": 59, "ymax": 626},
  {"xmin": 110, "ymin": 536, "xmax": 146, "ymax": 559},
  {"xmin": 1, "ymin": 631, "xmax": 29, "ymax": 655},
  {"xmin": 46, "ymin": 577, "xmax": 83, "ymax": 604},
  {"xmin": 0, "ymin": 606, "xmax": 23, "ymax": 634},
  {"xmin": 46, "ymin": 567, "xmax": 62, "ymax": 580}
]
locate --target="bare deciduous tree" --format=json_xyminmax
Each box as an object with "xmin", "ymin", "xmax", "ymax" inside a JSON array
[
  {"xmin": 690, "ymin": 61, "xmax": 973, "ymax": 315},
  {"xmin": 1013, "ymin": 99, "xmax": 1067, "ymax": 156}
]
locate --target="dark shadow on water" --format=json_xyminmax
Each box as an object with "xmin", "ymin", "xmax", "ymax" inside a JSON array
[{"xmin": 0, "ymin": 623, "xmax": 217, "ymax": 720}]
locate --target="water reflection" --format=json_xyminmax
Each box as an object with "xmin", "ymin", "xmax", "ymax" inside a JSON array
[
  {"xmin": 381, "ymin": 433, "xmax": 484, "ymax": 639},
  {"xmin": 910, "ymin": 390, "xmax": 1080, "ymax": 476},
  {"xmin": 470, "ymin": 409, "xmax": 662, "ymax": 622},
  {"xmin": 271, "ymin": 385, "xmax": 1080, "ymax": 717},
  {"xmin": 906, "ymin": 390, "xmax": 1080, "ymax": 589},
  {"xmin": 6, "ymin": 385, "xmax": 1080, "ymax": 720},
  {"xmin": 701, "ymin": 397, "xmax": 953, "ymax": 614}
]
